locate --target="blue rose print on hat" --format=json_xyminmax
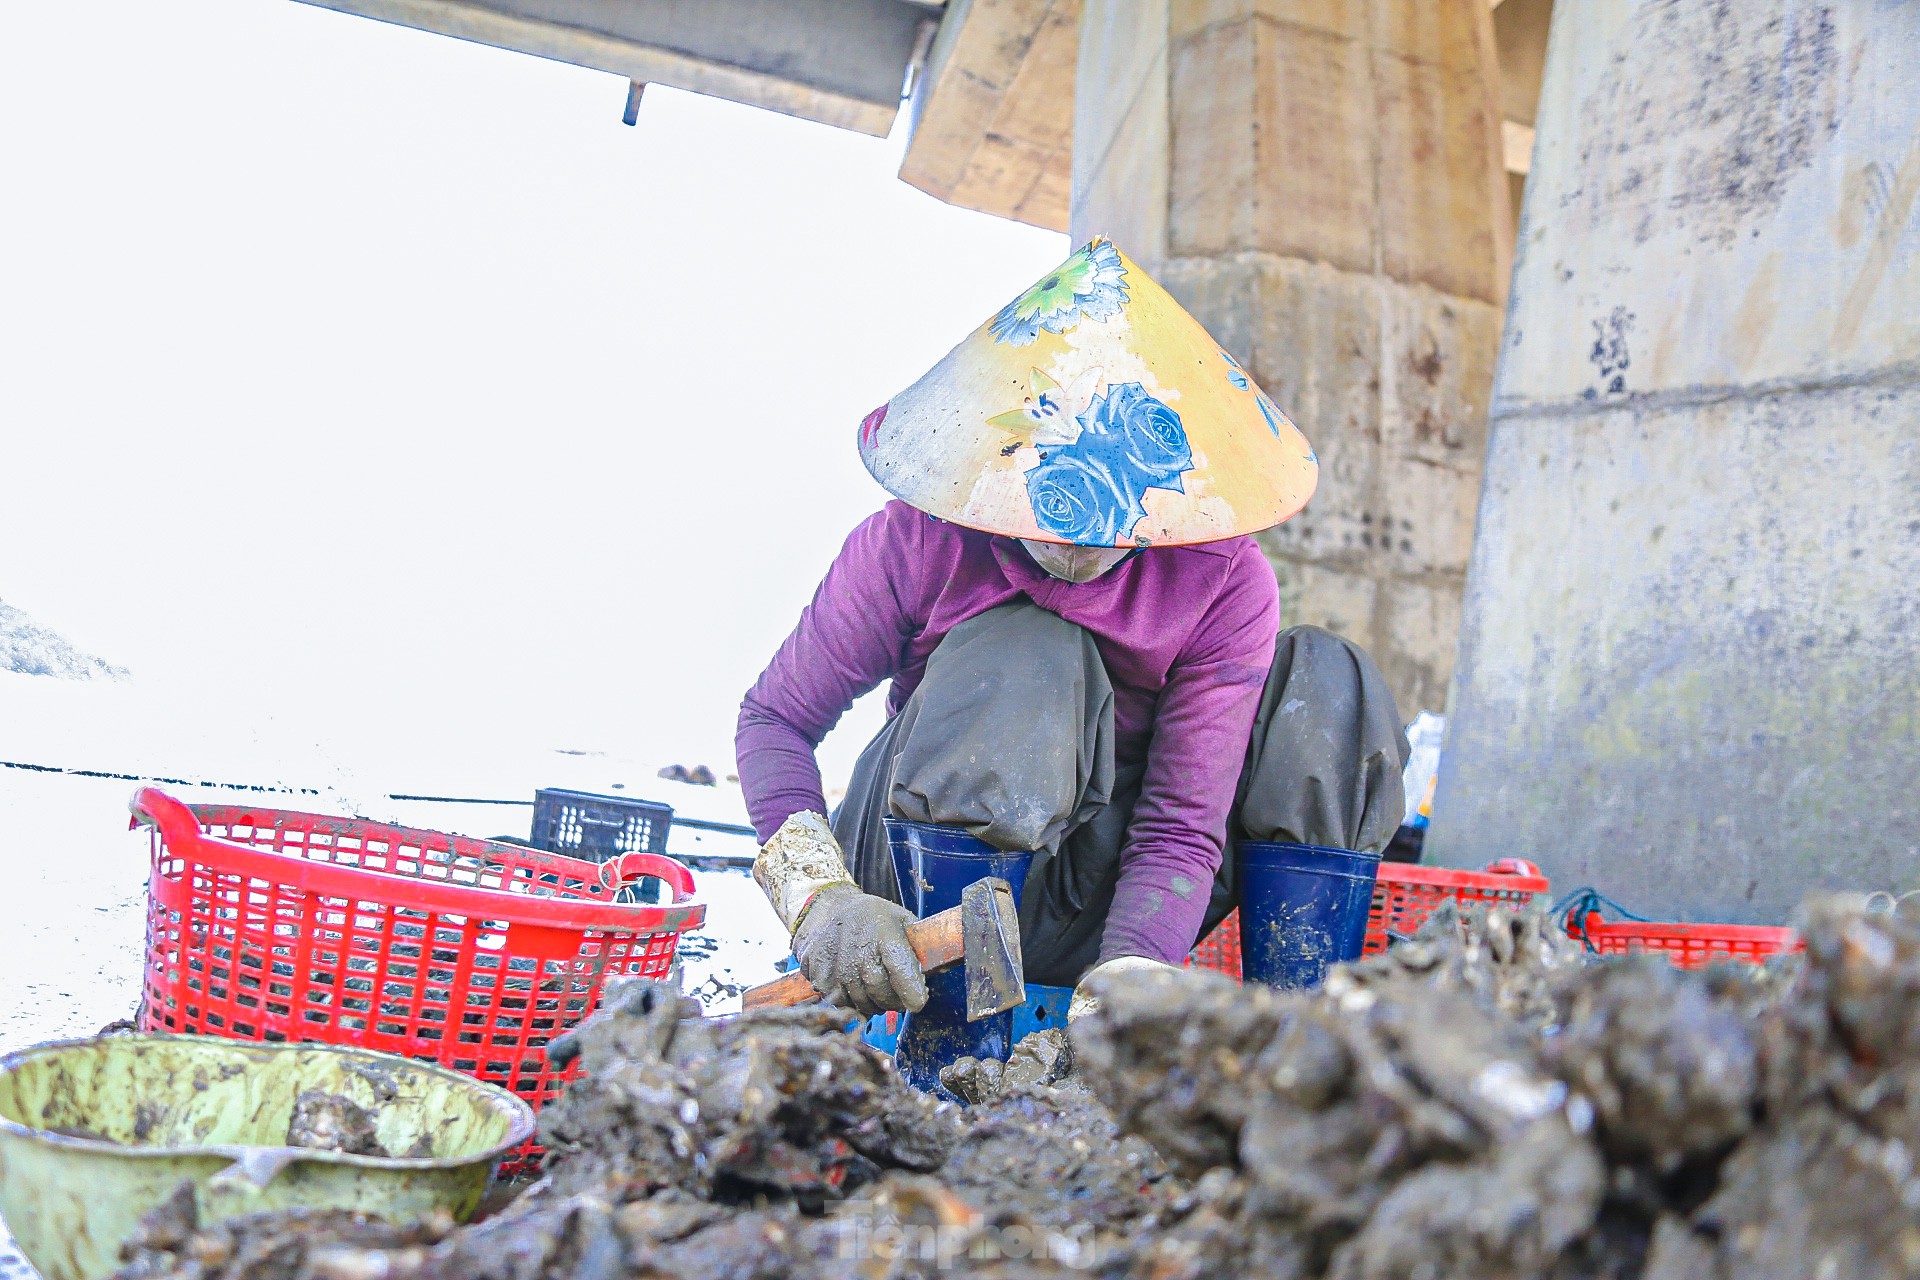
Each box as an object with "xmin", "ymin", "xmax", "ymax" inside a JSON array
[{"xmin": 1023, "ymin": 381, "xmax": 1193, "ymax": 545}]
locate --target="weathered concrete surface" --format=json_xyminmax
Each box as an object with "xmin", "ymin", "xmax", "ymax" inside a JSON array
[
  {"xmin": 1431, "ymin": 0, "xmax": 1920, "ymax": 921},
  {"xmin": 1492, "ymin": 0, "xmax": 1552, "ymax": 129},
  {"xmin": 902, "ymin": 0, "xmax": 1556, "ymax": 234},
  {"xmin": 1072, "ymin": 0, "xmax": 1512, "ymax": 715},
  {"xmin": 899, "ymin": 0, "xmax": 1077, "ymax": 231}
]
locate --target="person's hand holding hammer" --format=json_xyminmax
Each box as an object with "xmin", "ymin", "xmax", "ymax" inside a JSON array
[{"xmin": 755, "ymin": 811, "xmax": 928, "ymax": 1018}]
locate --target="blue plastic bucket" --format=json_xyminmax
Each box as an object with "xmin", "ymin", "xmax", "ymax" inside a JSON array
[
  {"xmin": 864, "ymin": 983, "xmax": 1071, "ymax": 1055},
  {"xmin": 882, "ymin": 818, "xmax": 1033, "ymax": 1099},
  {"xmin": 1237, "ymin": 841, "xmax": 1381, "ymax": 989},
  {"xmin": 1012, "ymin": 984, "xmax": 1073, "ymax": 1041}
]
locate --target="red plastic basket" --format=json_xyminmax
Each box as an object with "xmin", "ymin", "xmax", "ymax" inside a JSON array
[
  {"xmin": 131, "ymin": 788, "xmax": 706, "ymax": 1173},
  {"xmin": 1187, "ymin": 857, "xmax": 1551, "ymax": 980},
  {"xmin": 1566, "ymin": 911, "xmax": 1801, "ymax": 969},
  {"xmin": 1186, "ymin": 912, "xmax": 1245, "ymax": 978},
  {"xmin": 1364, "ymin": 857, "xmax": 1549, "ymax": 955}
]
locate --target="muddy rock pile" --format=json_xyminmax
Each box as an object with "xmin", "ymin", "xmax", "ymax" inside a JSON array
[
  {"xmin": 285, "ymin": 1091, "xmax": 390, "ymax": 1158},
  {"xmin": 1637, "ymin": 897, "xmax": 1920, "ymax": 1279},
  {"xmin": 115, "ymin": 981, "xmax": 1176, "ymax": 1280},
  {"xmin": 535, "ymin": 982, "xmax": 956, "ymax": 1203},
  {"xmin": 1334, "ymin": 898, "xmax": 1591, "ymax": 1029},
  {"xmin": 113, "ymin": 897, "xmax": 1920, "ymax": 1280},
  {"xmin": 1075, "ymin": 897, "xmax": 1920, "ymax": 1280},
  {"xmin": 114, "ymin": 1186, "xmax": 453, "ymax": 1280},
  {"xmin": 1074, "ymin": 953, "xmax": 1607, "ymax": 1277}
]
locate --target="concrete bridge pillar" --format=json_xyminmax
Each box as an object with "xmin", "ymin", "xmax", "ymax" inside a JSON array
[
  {"xmin": 1070, "ymin": 0, "xmax": 1512, "ymax": 715},
  {"xmin": 1430, "ymin": 0, "xmax": 1920, "ymax": 919}
]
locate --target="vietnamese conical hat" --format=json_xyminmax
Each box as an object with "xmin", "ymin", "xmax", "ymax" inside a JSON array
[{"xmin": 857, "ymin": 237, "xmax": 1318, "ymax": 548}]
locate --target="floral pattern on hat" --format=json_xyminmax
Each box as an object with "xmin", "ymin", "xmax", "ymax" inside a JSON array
[
  {"xmin": 1222, "ymin": 350, "xmax": 1294, "ymax": 442},
  {"xmin": 990, "ymin": 240, "xmax": 1130, "ymax": 347},
  {"xmin": 1023, "ymin": 381, "xmax": 1192, "ymax": 545},
  {"xmin": 1222, "ymin": 351, "xmax": 1251, "ymax": 391},
  {"xmin": 986, "ymin": 367, "xmax": 1102, "ymax": 447},
  {"xmin": 858, "ymin": 238, "xmax": 1318, "ymax": 546}
]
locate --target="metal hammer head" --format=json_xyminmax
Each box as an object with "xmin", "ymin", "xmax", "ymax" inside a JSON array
[{"xmin": 961, "ymin": 876, "xmax": 1025, "ymax": 1021}]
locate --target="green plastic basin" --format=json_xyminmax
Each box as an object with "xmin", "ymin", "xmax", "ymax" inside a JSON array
[{"xmin": 0, "ymin": 1035, "xmax": 535, "ymax": 1280}]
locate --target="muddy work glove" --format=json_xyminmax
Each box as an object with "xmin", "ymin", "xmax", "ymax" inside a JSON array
[
  {"xmin": 753, "ymin": 811, "xmax": 928, "ymax": 1019},
  {"xmin": 793, "ymin": 883, "xmax": 928, "ymax": 1018}
]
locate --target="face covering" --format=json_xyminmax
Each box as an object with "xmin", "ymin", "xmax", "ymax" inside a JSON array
[{"xmin": 1019, "ymin": 539, "xmax": 1135, "ymax": 584}]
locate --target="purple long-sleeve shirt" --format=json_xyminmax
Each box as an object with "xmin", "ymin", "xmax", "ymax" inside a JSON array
[{"xmin": 736, "ymin": 501, "xmax": 1280, "ymax": 966}]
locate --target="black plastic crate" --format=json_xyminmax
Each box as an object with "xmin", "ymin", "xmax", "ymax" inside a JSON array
[{"xmin": 530, "ymin": 788, "xmax": 675, "ymax": 902}]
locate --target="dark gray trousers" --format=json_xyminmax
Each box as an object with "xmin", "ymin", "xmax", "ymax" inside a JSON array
[{"xmin": 830, "ymin": 603, "xmax": 1408, "ymax": 986}]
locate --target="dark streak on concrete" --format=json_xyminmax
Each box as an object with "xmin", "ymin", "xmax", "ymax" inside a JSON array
[{"xmin": 1564, "ymin": 1, "xmax": 1844, "ymax": 247}]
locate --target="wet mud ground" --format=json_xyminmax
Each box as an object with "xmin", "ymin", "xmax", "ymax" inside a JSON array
[{"xmin": 109, "ymin": 896, "xmax": 1920, "ymax": 1280}]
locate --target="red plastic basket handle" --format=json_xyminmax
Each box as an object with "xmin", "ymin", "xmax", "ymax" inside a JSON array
[
  {"xmin": 599, "ymin": 852, "xmax": 697, "ymax": 903},
  {"xmin": 129, "ymin": 787, "xmax": 202, "ymax": 843},
  {"xmin": 1482, "ymin": 858, "xmax": 1542, "ymax": 878}
]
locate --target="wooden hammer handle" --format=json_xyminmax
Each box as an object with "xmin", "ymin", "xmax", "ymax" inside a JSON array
[{"xmin": 740, "ymin": 904, "xmax": 966, "ymax": 1011}]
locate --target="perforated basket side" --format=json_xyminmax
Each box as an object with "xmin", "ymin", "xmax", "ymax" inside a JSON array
[
  {"xmin": 133, "ymin": 791, "xmax": 705, "ymax": 1177},
  {"xmin": 1186, "ymin": 909, "xmax": 1243, "ymax": 978},
  {"xmin": 195, "ymin": 804, "xmax": 650, "ymax": 903},
  {"xmin": 530, "ymin": 789, "xmax": 673, "ymax": 863},
  {"xmin": 1364, "ymin": 861, "xmax": 1550, "ymax": 956},
  {"xmin": 1573, "ymin": 915, "xmax": 1802, "ymax": 970},
  {"xmin": 1188, "ymin": 863, "xmax": 1551, "ymax": 979}
]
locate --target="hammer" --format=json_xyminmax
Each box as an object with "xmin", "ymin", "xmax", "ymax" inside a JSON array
[{"xmin": 740, "ymin": 877, "xmax": 1025, "ymax": 1021}]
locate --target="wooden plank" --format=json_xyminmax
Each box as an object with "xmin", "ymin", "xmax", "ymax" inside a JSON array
[{"xmin": 294, "ymin": 0, "xmax": 921, "ymax": 136}]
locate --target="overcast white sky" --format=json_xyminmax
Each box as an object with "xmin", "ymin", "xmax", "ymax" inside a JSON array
[{"xmin": 0, "ymin": 0, "xmax": 1066, "ymax": 801}]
